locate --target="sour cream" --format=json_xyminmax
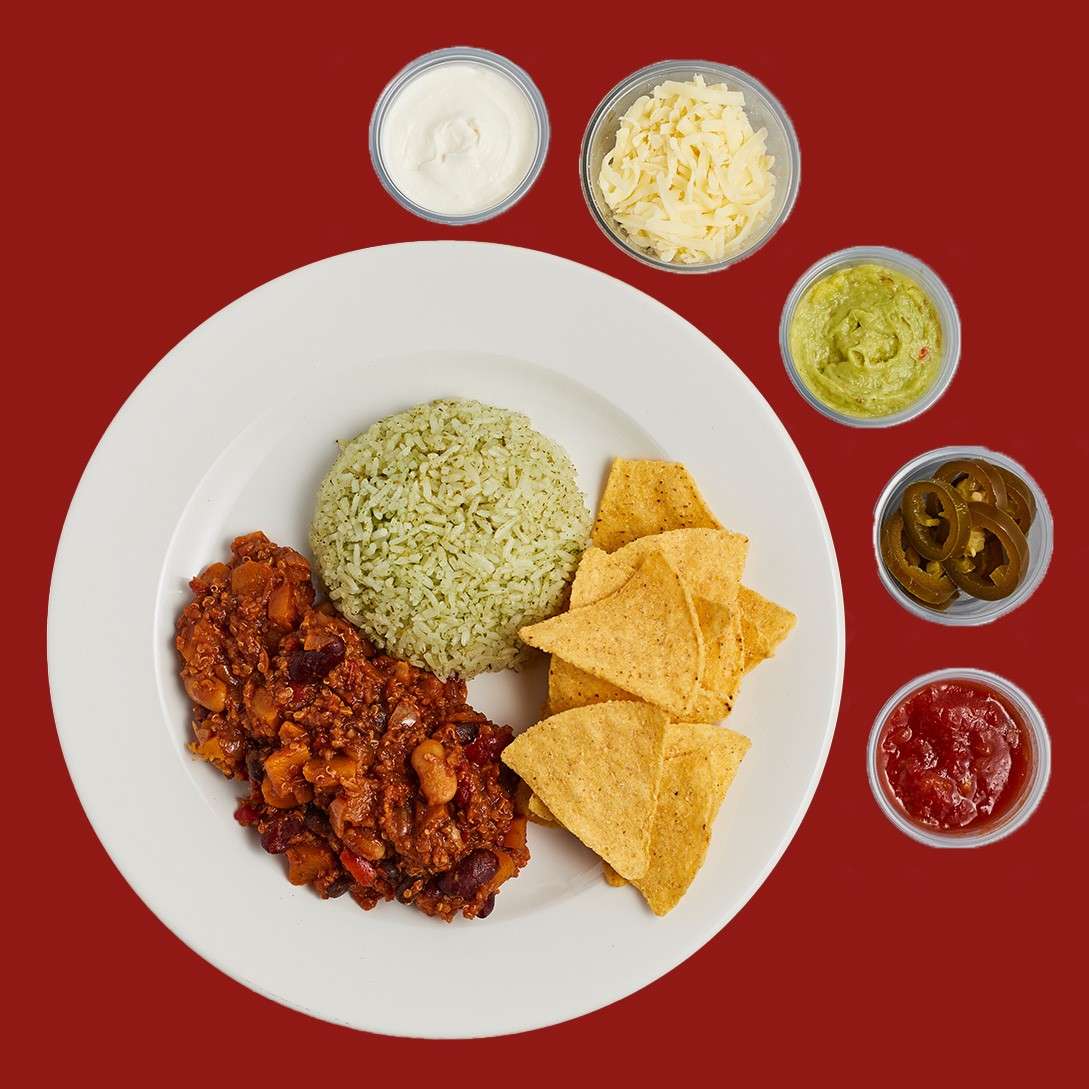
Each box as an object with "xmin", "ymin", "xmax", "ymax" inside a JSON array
[{"xmin": 378, "ymin": 62, "xmax": 539, "ymax": 217}]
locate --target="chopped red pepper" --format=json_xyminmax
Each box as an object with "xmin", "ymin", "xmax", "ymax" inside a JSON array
[{"xmin": 339, "ymin": 849, "xmax": 376, "ymax": 886}]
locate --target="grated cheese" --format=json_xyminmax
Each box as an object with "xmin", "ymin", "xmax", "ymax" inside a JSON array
[{"xmin": 598, "ymin": 75, "xmax": 777, "ymax": 265}]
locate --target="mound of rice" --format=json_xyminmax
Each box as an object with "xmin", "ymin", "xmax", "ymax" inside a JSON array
[{"xmin": 310, "ymin": 399, "xmax": 591, "ymax": 678}]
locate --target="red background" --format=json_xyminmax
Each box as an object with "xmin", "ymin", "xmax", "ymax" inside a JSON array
[{"xmin": 10, "ymin": 2, "xmax": 1085, "ymax": 1080}]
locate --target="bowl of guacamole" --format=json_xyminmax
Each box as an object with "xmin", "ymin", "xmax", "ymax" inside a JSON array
[{"xmin": 780, "ymin": 246, "xmax": 960, "ymax": 426}]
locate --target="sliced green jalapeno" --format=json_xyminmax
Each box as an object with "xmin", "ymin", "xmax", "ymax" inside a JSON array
[
  {"xmin": 900, "ymin": 478, "xmax": 971, "ymax": 562},
  {"xmin": 942, "ymin": 502, "xmax": 1028, "ymax": 600},
  {"xmin": 991, "ymin": 463, "xmax": 1037, "ymax": 533},
  {"xmin": 882, "ymin": 512, "xmax": 958, "ymax": 607},
  {"xmin": 933, "ymin": 459, "xmax": 1009, "ymax": 510}
]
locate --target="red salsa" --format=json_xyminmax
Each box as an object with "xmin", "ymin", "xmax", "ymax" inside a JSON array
[{"xmin": 879, "ymin": 679, "xmax": 1030, "ymax": 831}]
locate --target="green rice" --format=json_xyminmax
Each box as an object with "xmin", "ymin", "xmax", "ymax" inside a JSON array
[{"xmin": 310, "ymin": 399, "xmax": 591, "ymax": 678}]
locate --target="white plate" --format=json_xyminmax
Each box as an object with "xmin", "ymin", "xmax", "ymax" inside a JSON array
[{"xmin": 49, "ymin": 242, "xmax": 843, "ymax": 1038}]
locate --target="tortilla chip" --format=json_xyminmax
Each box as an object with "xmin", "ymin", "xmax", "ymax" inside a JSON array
[
  {"xmin": 548, "ymin": 655, "xmax": 634, "ymax": 715},
  {"xmin": 527, "ymin": 793, "xmax": 558, "ymax": 825},
  {"xmin": 666, "ymin": 722, "xmax": 751, "ymax": 819},
  {"xmin": 520, "ymin": 552, "xmax": 704, "ymax": 718},
  {"xmin": 501, "ymin": 702, "xmax": 669, "ymax": 881},
  {"xmin": 547, "ymin": 592, "xmax": 743, "ymax": 724},
  {"xmin": 592, "ymin": 459, "xmax": 724, "ymax": 551},
  {"xmin": 550, "ymin": 664, "xmax": 735, "ymax": 724},
  {"xmin": 688, "ymin": 687, "xmax": 735, "ymax": 724},
  {"xmin": 572, "ymin": 532, "xmax": 748, "ymax": 611},
  {"xmin": 694, "ymin": 596, "xmax": 744, "ymax": 698},
  {"xmin": 739, "ymin": 586, "xmax": 796, "ymax": 673},
  {"xmin": 570, "ymin": 547, "xmax": 628, "ymax": 607},
  {"xmin": 614, "ymin": 530, "xmax": 747, "ymax": 604},
  {"xmin": 633, "ymin": 723, "xmax": 751, "ymax": 915},
  {"xmin": 605, "ymin": 723, "xmax": 750, "ymax": 899},
  {"xmin": 633, "ymin": 747, "xmax": 716, "ymax": 914},
  {"xmin": 603, "ymin": 861, "xmax": 628, "ymax": 887}
]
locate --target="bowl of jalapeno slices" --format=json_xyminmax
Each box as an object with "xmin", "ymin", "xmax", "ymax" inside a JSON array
[{"xmin": 874, "ymin": 446, "xmax": 1053, "ymax": 625}]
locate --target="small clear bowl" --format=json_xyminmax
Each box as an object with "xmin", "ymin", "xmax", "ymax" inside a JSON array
[
  {"xmin": 579, "ymin": 60, "xmax": 800, "ymax": 273},
  {"xmin": 780, "ymin": 246, "xmax": 961, "ymax": 427},
  {"xmin": 868, "ymin": 668, "xmax": 1051, "ymax": 848},
  {"xmin": 368, "ymin": 47, "xmax": 550, "ymax": 226},
  {"xmin": 874, "ymin": 445, "xmax": 1053, "ymax": 626}
]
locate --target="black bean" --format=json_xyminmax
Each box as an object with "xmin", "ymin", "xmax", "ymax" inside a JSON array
[
  {"xmin": 322, "ymin": 875, "xmax": 353, "ymax": 899},
  {"xmin": 454, "ymin": 721, "xmax": 480, "ymax": 744},
  {"xmin": 244, "ymin": 747, "xmax": 266, "ymax": 784},
  {"xmin": 396, "ymin": 876, "xmax": 418, "ymax": 904}
]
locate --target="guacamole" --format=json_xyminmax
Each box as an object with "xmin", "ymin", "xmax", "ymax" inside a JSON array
[{"xmin": 789, "ymin": 264, "xmax": 942, "ymax": 418}]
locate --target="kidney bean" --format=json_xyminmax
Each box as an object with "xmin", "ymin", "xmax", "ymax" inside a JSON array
[
  {"xmin": 465, "ymin": 726, "xmax": 513, "ymax": 766},
  {"xmin": 454, "ymin": 771, "xmax": 473, "ymax": 811},
  {"xmin": 477, "ymin": 892, "xmax": 497, "ymax": 919},
  {"xmin": 287, "ymin": 638, "xmax": 345, "ymax": 684},
  {"xmin": 260, "ymin": 813, "xmax": 305, "ymax": 854},
  {"xmin": 234, "ymin": 802, "xmax": 261, "ymax": 826},
  {"xmin": 438, "ymin": 849, "xmax": 498, "ymax": 899}
]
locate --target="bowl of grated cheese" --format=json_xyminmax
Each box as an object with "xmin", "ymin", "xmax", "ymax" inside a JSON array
[{"xmin": 580, "ymin": 61, "xmax": 800, "ymax": 273}]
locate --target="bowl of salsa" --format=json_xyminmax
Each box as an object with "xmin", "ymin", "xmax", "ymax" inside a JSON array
[{"xmin": 868, "ymin": 669, "xmax": 1050, "ymax": 847}]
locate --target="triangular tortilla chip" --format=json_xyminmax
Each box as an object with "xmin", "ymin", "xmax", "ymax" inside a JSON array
[
  {"xmin": 573, "ymin": 530, "xmax": 747, "ymax": 611},
  {"xmin": 633, "ymin": 723, "xmax": 751, "ymax": 913},
  {"xmin": 666, "ymin": 722, "xmax": 751, "ymax": 819},
  {"xmin": 602, "ymin": 861, "xmax": 628, "ymax": 887},
  {"xmin": 570, "ymin": 547, "xmax": 625, "ymax": 607},
  {"xmin": 592, "ymin": 459, "xmax": 724, "ymax": 551},
  {"xmin": 687, "ymin": 687, "xmax": 735, "ymax": 724},
  {"xmin": 547, "ymin": 655, "xmax": 634, "ymax": 715},
  {"xmin": 526, "ymin": 793, "xmax": 558, "ymax": 825},
  {"xmin": 521, "ymin": 552, "xmax": 703, "ymax": 717},
  {"xmin": 547, "ymin": 595, "xmax": 743, "ymax": 723},
  {"xmin": 549, "ymin": 663, "xmax": 736, "ymax": 725},
  {"xmin": 614, "ymin": 530, "xmax": 747, "ymax": 604},
  {"xmin": 694, "ymin": 597, "xmax": 744, "ymax": 698},
  {"xmin": 632, "ymin": 745, "xmax": 716, "ymax": 914},
  {"xmin": 501, "ymin": 702, "xmax": 669, "ymax": 880},
  {"xmin": 604, "ymin": 724, "xmax": 750, "ymax": 896},
  {"xmin": 739, "ymin": 586, "xmax": 796, "ymax": 673}
]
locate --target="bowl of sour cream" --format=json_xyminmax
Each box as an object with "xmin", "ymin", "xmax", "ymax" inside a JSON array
[{"xmin": 369, "ymin": 47, "xmax": 550, "ymax": 225}]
